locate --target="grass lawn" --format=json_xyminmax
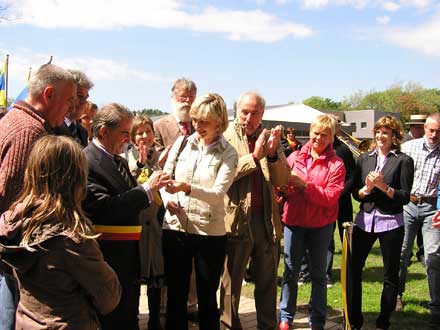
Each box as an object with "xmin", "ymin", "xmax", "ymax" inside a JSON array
[{"xmin": 241, "ymin": 200, "xmax": 431, "ymax": 330}]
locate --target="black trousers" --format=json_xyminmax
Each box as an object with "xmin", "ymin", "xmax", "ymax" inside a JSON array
[
  {"xmin": 98, "ymin": 240, "xmax": 140, "ymax": 330},
  {"xmin": 350, "ymin": 226, "xmax": 404, "ymax": 330},
  {"xmin": 163, "ymin": 230, "xmax": 226, "ymax": 330}
]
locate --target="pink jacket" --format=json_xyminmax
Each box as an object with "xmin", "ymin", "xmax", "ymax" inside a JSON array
[{"xmin": 282, "ymin": 142, "xmax": 345, "ymax": 228}]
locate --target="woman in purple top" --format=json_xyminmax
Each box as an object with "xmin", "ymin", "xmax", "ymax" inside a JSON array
[{"xmin": 350, "ymin": 116, "xmax": 414, "ymax": 330}]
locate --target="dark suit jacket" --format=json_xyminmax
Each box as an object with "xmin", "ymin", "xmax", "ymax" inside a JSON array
[
  {"xmin": 352, "ymin": 150, "xmax": 414, "ymax": 215},
  {"xmin": 153, "ymin": 114, "xmax": 193, "ymax": 153},
  {"xmin": 333, "ymin": 137, "xmax": 355, "ymax": 221},
  {"xmin": 54, "ymin": 121, "xmax": 89, "ymax": 148},
  {"xmin": 83, "ymin": 142, "xmax": 151, "ymax": 328},
  {"xmin": 83, "ymin": 142, "xmax": 150, "ymax": 226}
]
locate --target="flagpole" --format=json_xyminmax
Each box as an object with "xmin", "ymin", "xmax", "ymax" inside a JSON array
[
  {"xmin": 5, "ymin": 54, "xmax": 9, "ymax": 105},
  {"xmin": 27, "ymin": 67, "xmax": 32, "ymax": 82}
]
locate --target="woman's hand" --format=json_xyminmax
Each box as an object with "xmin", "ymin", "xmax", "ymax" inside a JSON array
[
  {"xmin": 166, "ymin": 200, "xmax": 182, "ymax": 216},
  {"xmin": 138, "ymin": 141, "xmax": 148, "ymax": 165},
  {"xmin": 165, "ymin": 181, "xmax": 191, "ymax": 195},
  {"xmin": 288, "ymin": 172, "xmax": 307, "ymax": 191},
  {"xmin": 365, "ymin": 172, "xmax": 376, "ymax": 191},
  {"xmin": 368, "ymin": 171, "xmax": 387, "ymax": 191}
]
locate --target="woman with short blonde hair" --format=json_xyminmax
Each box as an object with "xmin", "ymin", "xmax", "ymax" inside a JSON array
[
  {"xmin": 279, "ymin": 114, "xmax": 345, "ymax": 330},
  {"xmin": 161, "ymin": 93, "xmax": 238, "ymax": 330}
]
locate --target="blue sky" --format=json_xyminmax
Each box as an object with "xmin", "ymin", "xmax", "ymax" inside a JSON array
[{"xmin": 1, "ymin": 0, "xmax": 439, "ymax": 112}]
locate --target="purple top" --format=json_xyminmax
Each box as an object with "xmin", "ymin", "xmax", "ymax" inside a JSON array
[{"xmin": 355, "ymin": 209, "xmax": 403, "ymax": 233}]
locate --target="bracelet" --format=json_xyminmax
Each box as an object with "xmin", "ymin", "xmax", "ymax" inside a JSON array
[{"xmin": 386, "ymin": 185, "xmax": 392, "ymax": 194}]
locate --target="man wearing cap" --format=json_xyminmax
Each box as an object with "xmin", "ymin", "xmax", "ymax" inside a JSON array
[
  {"xmin": 400, "ymin": 114, "xmax": 428, "ymax": 273},
  {"xmin": 403, "ymin": 114, "xmax": 427, "ymax": 142},
  {"xmin": 396, "ymin": 113, "xmax": 440, "ymax": 328}
]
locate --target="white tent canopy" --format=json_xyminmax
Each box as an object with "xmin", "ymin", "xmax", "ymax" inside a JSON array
[{"xmin": 262, "ymin": 103, "xmax": 324, "ymax": 124}]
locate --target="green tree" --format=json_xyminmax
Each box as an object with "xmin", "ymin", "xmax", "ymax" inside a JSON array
[
  {"xmin": 132, "ymin": 108, "xmax": 167, "ymax": 116},
  {"xmin": 303, "ymin": 96, "xmax": 341, "ymax": 111}
]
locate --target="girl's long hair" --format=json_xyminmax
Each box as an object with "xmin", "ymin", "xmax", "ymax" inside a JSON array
[{"xmin": 11, "ymin": 135, "xmax": 97, "ymax": 250}]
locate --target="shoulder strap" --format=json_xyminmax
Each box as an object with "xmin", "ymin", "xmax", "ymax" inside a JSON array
[{"xmin": 172, "ymin": 136, "xmax": 189, "ymax": 179}]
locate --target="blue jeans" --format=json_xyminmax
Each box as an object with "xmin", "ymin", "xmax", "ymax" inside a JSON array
[
  {"xmin": 279, "ymin": 223, "xmax": 333, "ymax": 327},
  {"xmin": 399, "ymin": 202, "xmax": 436, "ymax": 297},
  {"xmin": 0, "ymin": 274, "xmax": 19, "ymax": 330},
  {"xmin": 421, "ymin": 206, "xmax": 440, "ymax": 318}
]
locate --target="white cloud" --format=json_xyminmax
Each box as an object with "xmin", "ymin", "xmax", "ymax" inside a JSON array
[
  {"xmin": 4, "ymin": 0, "xmax": 313, "ymax": 43},
  {"xmin": 301, "ymin": 0, "xmax": 330, "ymax": 9},
  {"xmin": 1, "ymin": 49, "xmax": 172, "ymax": 83},
  {"xmin": 376, "ymin": 15, "xmax": 391, "ymax": 24},
  {"xmin": 400, "ymin": 0, "xmax": 432, "ymax": 9},
  {"xmin": 382, "ymin": 1, "xmax": 400, "ymax": 11},
  {"xmin": 383, "ymin": 11, "xmax": 440, "ymax": 56},
  {"xmin": 299, "ymin": 0, "xmax": 432, "ymax": 10}
]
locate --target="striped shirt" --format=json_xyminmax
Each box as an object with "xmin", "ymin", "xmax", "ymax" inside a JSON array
[{"xmin": 402, "ymin": 137, "xmax": 440, "ymax": 197}]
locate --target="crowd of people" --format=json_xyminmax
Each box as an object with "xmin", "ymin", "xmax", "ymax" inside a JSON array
[{"xmin": 0, "ymin": 63, "xmax": 439, "ymax": 330}]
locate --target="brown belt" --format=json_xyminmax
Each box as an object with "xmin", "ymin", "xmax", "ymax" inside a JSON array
[{"xmin": 410, "ymin": 195, "xmax": 437, "ymax": 205}]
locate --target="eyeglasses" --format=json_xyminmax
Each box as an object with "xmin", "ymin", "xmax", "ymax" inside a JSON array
[{"xmin": 174, "ymin": 93, "xmax": 196, "ymax": 102}]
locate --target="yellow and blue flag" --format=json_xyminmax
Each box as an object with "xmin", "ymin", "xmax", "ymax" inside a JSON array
[{"xmin": 0, "ymin": 57, "xmax": 7, "ymax": 107}]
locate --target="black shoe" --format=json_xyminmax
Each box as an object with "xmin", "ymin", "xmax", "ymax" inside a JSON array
[{"xmin": 187, "ymin": 311, "xmax": 199, "ymax": 323}]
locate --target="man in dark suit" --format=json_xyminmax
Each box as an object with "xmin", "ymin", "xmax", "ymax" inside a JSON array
[
  {"xmin": 83, "ymin": 103, "xmax": 170, "ymax": 330},
  {"xmin": 54, "ymin": 69, "xmax": 93, "ymax": 147}
]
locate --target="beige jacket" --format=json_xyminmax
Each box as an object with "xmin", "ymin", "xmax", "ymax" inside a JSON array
[
  {"xmin": 161, "ymin": 134, "xmax": 238, "ymax": 236},
  {"xmin": 223, "ymin": 119, "xmax": 289, "ymax": 242}
]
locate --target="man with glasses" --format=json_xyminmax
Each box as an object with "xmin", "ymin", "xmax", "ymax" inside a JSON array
[
  {"xmin": 397, "ymin": 113, "xmax": 440, "ymax": 328},
  {"xmin": 154, "ymin": 78, "xmax": 197, "ymax": 158},
  {"xmin": 153, "ymin": 78, "xmax": 200, "ymax": 323},
  {"xmin": 54, "ymin": 69, "xmax": 93, "ymax": 147}
]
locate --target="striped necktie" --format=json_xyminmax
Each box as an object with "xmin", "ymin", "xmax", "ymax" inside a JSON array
[{"xmin": 114, "ymin": 155, "xmax": 134, "ymax": 188}]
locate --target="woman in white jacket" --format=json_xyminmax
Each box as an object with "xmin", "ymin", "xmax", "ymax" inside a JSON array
[{"xmin": 161, "ymin": 93, "xmax": 238, "ymax": 330}]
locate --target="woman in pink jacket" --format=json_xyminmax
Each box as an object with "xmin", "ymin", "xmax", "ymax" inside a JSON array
[{"xmin": 278, "ymin": 115, "xmax": 345, "ymax": 330}]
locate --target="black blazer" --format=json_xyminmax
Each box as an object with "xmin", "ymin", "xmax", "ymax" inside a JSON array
[
  {"xmin": 352, "ymin": 150, "xmax": 414, "ymax": 215},
  {"xmin": 83, "ymin": 142, "xmax": 151, "ymax": 227},
  {"xmin": 333, "ymin": 137, "xmax": 356, "ymax": 221},
  {"xmin": 54, "ymin": 121, "xmax": 89, "ymax": 148}
]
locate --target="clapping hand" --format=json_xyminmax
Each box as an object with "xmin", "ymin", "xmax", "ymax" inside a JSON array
[
  {"xmin": 266, "ymin": 125, "xmax": 282, "ymax": 157},
  {"xmin": 138, "ymin": 141, "xmax": 148, "ymax": 166},
  {"xmin": 288, "ymin": 170, "xmax": 307, "ymax": 191}
]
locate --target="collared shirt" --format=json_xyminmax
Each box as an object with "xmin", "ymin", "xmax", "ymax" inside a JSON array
[
  {"xmin": 173, "ymin": 114, "xmax": 191, "ymax": 135},
  {"xmin": 91, "ymin": 139, "xmax": 154, "ymax": 202},
  {"xmin": 64, "ymin": 117, "xmax": 74, "ymax": 127},
  {"xmin": 402, "ymin": 137, "xmax": 440, "ymax": 197}
]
